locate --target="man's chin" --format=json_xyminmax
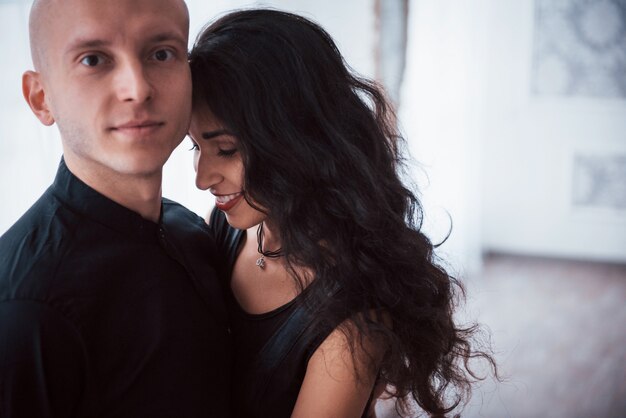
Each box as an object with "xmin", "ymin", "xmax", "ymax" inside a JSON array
[
  {"xmin": 113, "ymin": 161, "xmax": 165, "ymax": 179},
  {"xmin": 99, "ymin": 153, "xmax": 169, "ymax": 179}
]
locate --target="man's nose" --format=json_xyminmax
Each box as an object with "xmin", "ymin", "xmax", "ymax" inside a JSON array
[{"xmin": 114, "ymin": 60, "xmax": 153, "ymax": 103}]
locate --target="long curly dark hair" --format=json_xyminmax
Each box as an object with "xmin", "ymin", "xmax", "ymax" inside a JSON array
[{"xmin": 190, "ymin": 9, "xmax": 495, "ymax": 417}]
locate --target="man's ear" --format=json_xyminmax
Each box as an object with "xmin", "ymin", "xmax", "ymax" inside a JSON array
[{"xmin": 22, "ymin": 70, "xmax": 55, "ymax": 126}]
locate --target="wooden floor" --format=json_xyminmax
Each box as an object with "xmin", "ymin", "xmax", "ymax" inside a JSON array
[{"xmin": 376, "ymin": 253, "xmax": 626, "ymax": 418}]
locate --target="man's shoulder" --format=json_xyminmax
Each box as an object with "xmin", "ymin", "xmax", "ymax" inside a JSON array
[
  {"xmin": 0, "ymin": 188, "xmax": 83, "ymax": 300},
  {"xmin": 1, "ymin": 186, "xmax": 57, "ymax": 235},
  {"xmin": 0, "ymin": 188, "xmax": 63, "ymax": 267},
  {"xmin": 160, "ymin": 199, "xmax": 227, "ymax": 318},
  {"xmin": 162, "ymin": 198, "xmax": 207, "ymax": 227},
  {"xmin": 161, "ymin": 198, "xmax": 214, "ymax": 243}
]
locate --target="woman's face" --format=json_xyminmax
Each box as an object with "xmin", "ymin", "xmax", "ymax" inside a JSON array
[{"xmin": 189, "ymin": 107, "xmax": 266, "ymax": 230}]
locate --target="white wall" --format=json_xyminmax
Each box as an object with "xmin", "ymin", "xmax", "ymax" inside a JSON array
[
  {"xmin": 399, "ymin": 0, "xmax": 626, "ymax": 269},
  {"xmin": 479, "ymin": 0, "xmax": 626, "ymax": 262}
]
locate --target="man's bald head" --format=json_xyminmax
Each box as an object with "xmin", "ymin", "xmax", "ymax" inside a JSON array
[
  {"xmin": 28, "ymin": 0, "xmax": 51, "ymax": 70},
  {"xmin": 28, "ymin": 0, "xmax": 190, "ymax": 72}
]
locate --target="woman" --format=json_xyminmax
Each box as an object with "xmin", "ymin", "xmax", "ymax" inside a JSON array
[{"xmin": 188, "ymin": 9, "xmax": 495, "ymax": 418}]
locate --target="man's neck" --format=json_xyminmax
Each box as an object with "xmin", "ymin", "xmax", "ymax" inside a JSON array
[{"xmin": 64, "ymin": 155, "xmax": 163, "ymax": 223}]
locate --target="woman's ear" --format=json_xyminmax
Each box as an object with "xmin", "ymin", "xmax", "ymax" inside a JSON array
[{"xmin": 22, "ymin": 70, "xmax": 55, "ymax": 126}]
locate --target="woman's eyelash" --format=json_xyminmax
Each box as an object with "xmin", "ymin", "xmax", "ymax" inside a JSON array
[
  {"xmin": 218, "ymin": 148, "xmax": 237, "ymax": 157},
  {"xmin": 189, "ymin": 142, "xmax": 199, "ymax": 151}
]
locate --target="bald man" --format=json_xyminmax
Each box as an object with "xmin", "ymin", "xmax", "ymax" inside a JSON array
[{"xmin": 0, "ymin": 1, "xmax": 230, "ymax": 417}]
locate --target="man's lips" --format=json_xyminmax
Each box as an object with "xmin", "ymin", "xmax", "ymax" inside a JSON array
[
  {"xmin": 110, "ymin": 120, "xmax": 165, "ymax": 134},
  {"xmin": 214, "ymin": 192, "xmax": 244, "ymax": 212}
]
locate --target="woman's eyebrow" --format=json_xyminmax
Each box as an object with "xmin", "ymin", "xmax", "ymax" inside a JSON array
[{"xmin": 201, "ymin": 129, "xmax": 233, "ymax": 140}]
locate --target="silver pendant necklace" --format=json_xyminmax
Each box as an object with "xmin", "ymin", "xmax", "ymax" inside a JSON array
[{"xmin": 256, "ymin": 222, "xmax": 283, "ymax": 269}]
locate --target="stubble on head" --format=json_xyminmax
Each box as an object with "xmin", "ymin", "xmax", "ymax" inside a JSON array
[{"xmin": 28, "ymin": 0, "xmax": 57, "ymax": 73}]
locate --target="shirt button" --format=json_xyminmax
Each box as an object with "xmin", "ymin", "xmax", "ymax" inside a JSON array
[{"xmin": 158, "ymin": 227, "xmax": 166, "ymax": 246}]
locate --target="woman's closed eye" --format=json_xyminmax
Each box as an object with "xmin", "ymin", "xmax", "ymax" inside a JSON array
[{"xmin": 217, "ymin": 147, "xmax": 238, "ymax": 157}]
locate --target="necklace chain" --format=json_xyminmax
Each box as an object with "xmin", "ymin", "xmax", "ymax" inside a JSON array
[{"xmin": 256, "ymin": 222, "xmax": 283, "ymax": 269}]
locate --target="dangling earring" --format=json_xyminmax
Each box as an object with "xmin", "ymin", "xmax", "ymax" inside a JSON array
[{"xmin": 256, "ymin": 222, "xmax": 283, "ymax": 269}]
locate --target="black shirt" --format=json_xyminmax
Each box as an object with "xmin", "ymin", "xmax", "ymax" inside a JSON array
[
  {"xmin": 209, "ymin": 209, "xmax": 334, "ymax": 418},
  {"xmin": 0, "ymin": 159, "xmax": 230, "ymax": 418}
]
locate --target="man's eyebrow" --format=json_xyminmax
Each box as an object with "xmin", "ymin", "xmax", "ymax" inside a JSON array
[
  {"xmin": 65, "ymin": 38, "xmax": 111, "ymax": 54},
  {"xmin": 64, "ymin": 31, "xmax": 187, "ymax": 55},
  {"xmin": 201, "ymin": 130, "xmax": 234, "ymax": 140},
  {"xmin": 147, "ymin": 31, "xmax": 187, "ymax": 46}
]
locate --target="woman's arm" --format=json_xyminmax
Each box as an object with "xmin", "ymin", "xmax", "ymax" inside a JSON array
[{"xmin": 291, "ymin": 322, "xmax": 381, "ymax": 418}]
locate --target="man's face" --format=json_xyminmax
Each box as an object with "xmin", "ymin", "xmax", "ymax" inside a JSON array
[{"xmin": 34, "ymin": 0, "xmax": 191, "ymax": 178}]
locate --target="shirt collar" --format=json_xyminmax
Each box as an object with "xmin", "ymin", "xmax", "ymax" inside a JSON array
[{"xmin": 51, "ymin": 158, "xmax": 161, "ymax": 241}]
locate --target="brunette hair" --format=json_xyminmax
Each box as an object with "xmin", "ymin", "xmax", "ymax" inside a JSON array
[{"xmin": 190, "ymin": 9, "xmax": 495, "ymax": 417}]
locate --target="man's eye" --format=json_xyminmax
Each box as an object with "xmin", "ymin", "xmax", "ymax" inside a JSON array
[
  {"xmin": 80, "ymin": 55, "xmax": 103, "ymax": 67},
  {"xmin": 153, "ymin": 49, "xmax": 175, "ymax": 62}
]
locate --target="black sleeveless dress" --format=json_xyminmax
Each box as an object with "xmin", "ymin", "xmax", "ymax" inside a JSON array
[{"xmin": 209, "ymin": 209, "xmax": 336, "ymax": 418}]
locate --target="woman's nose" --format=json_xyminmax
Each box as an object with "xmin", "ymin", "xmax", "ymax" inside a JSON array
[{"xmin": 194, "ymin": 153, "xmax": 222, "ymax": 190}]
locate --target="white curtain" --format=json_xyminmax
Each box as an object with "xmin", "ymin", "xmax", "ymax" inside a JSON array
[{"xmin": 400, "ymin": 0, "xmax": 492, "ymax": 276}]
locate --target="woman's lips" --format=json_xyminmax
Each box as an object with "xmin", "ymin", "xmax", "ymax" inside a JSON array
[{"xmin": 214, "ymin": 192, "xmax": 243, "ymax": 212}]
